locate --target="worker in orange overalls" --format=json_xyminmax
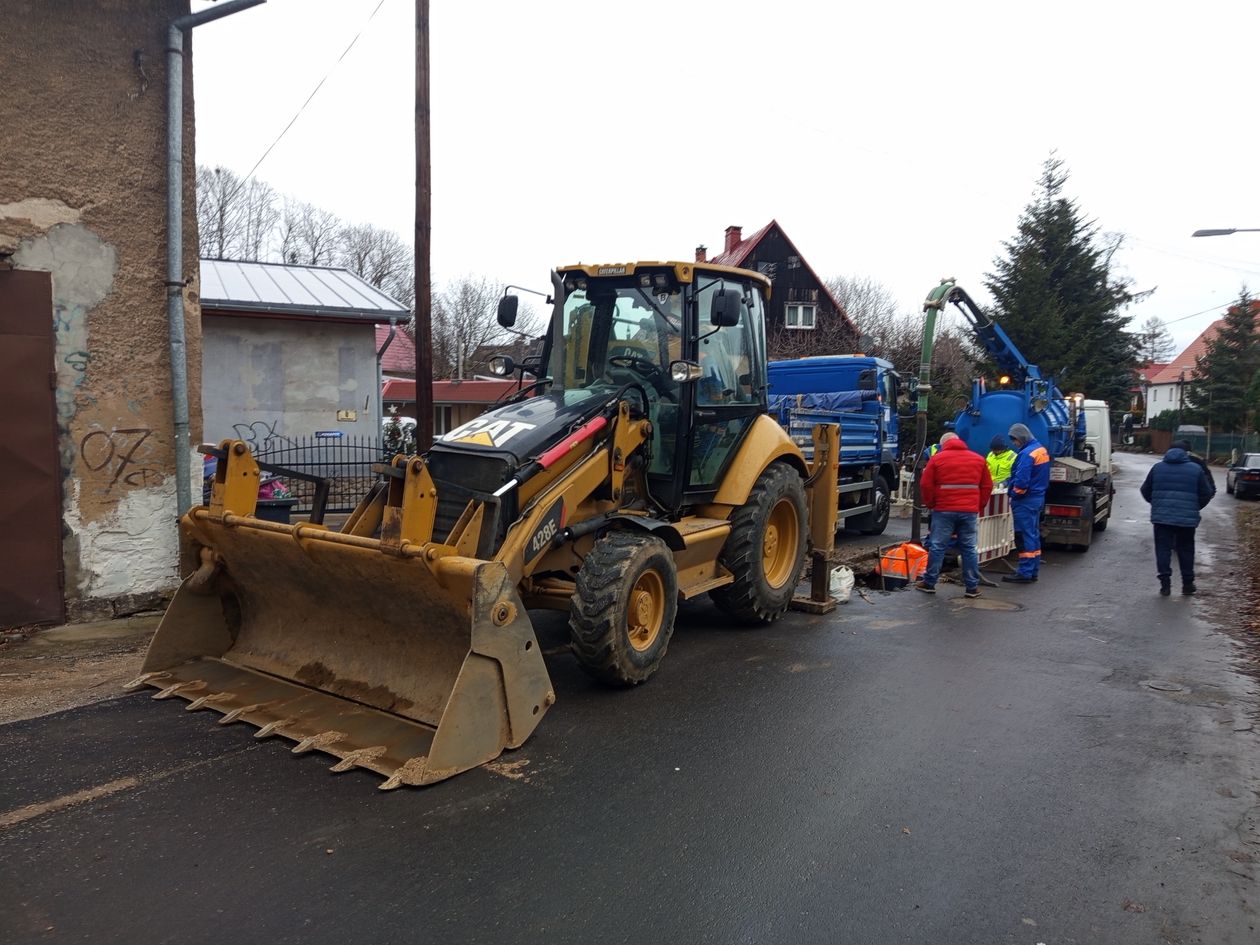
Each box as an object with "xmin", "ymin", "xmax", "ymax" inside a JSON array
[{"xmin": 1003, "ymin": 422, "xmax": 1051, "ymax": 584}]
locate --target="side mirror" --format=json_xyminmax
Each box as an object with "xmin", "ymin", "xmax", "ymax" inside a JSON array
[
  {"xmin": 489, "ymin": 355, "xmax": 516, "ymax": 377},
  {"xmin": 709, "ymin": 287, "xmax": 741, "ymax": 327},
  {"xmin": 858, "ymin": 368, "xmax": 877, "ymax": 391},
  {"xmin": 669, "ymin": 359, "xmax": 704, "ymax": 383},
  {"xmin": 497, "ymin": 295, "xmax": 519, "ymax": 329}
]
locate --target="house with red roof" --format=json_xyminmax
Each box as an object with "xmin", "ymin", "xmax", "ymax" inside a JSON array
[
  {"xmin": 375, "ymin": 323, "xmax": 416, "ymax": 380},
  {"xmin": 1130, "ymin": 362, "xmax": 1168, "ymax": 423},
  {"xmin": 700, "ymin": 221, "xmax": 858, "ymax": 358},
  {"xmin": 1144, "ymin": 320, "xmax": 1225, "ymax": 422}
]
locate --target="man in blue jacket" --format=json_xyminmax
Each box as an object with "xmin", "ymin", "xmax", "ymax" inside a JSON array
[
  {"xmin": 1140, "ymin": 445, "xmax": 1215, "ymax": 596},
  {"xmin": 1002, "ymin": 422, "xmax": 1052, "ymax": 584}
]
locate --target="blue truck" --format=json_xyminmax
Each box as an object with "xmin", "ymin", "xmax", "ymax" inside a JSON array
[{"xmin": 767, "ymin": 355, "xmax": 902, "ymax": 536}]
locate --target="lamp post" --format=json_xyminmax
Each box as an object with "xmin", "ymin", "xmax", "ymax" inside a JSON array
[{"xmin": 1191, "ymin": 228, "xmax": 1260, "ymax": 238}]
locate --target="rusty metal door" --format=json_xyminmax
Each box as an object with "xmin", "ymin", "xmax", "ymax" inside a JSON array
[{"xmin": 0, "ymin": 269, "xmax": 64, "ymax": 627}]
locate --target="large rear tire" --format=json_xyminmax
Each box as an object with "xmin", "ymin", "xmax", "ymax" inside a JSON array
[
  {"xmin": 570, "ymin": 531, "xmax": 678, "ymax": 687},
  {"xmin": 710, "ymin": 463, "xmax": 808, "ymax": 624}
]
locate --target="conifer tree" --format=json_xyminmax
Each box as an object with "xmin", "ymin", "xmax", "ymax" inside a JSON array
[
  {"xmin": 984, "ymin": 156, "xmax": 1141, "ymax": 409},
  {"xmin": 1188, "ymin": 289, "xmax": 1259, "ymax": 433}
]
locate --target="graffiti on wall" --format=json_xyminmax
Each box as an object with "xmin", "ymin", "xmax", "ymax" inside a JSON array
[
  {"xmin": 232, "ymin": 419, "xmax": 292, "ymax": 451},
  {"xmin": 79, "ymin": 427, "xmax": 161, "ymax": 489}
]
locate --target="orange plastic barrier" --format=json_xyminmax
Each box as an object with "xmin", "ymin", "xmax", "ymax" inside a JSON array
[{"xmin": 877, "ymin": 541, "xmax": 929, "ymax": 589}]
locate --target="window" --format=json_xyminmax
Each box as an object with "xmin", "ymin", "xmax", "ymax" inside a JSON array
[
  {"xmin": 785, "ymin": 303, "xmax": 816, "ymax": 330},
  {"xmin": 434, "ymin": 405, "xmax": 453, "ymax": 435}
]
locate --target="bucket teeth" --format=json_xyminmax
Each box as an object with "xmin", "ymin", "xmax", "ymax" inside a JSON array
[
  {"xmin": 123, "ymin": 671, "xmax": 168, "ymax": 692},
  {"xmin": 217, "ymin": 702, "xmax": 272, "ymax": 725},
  {"xmin": 379, "ymin": 755, "xmax": 430, "ymax": 791},
  {"xmin": 329, "ymin": 746, "xmax": 387, "ymax": 773},
  {"xmin": 254, "ymin": 718, "xmax": 295, "ymax": 739},
  {"xmin": 185, "ymin": 691, "xmax": 233, "ymax": 712},
  {"xmin": 291, "ymin": 731, "xmax": 346, "ymax": 755},
  {"xmin": 153, "ymin": 679, "xmax": 206, "ymax": 700}
]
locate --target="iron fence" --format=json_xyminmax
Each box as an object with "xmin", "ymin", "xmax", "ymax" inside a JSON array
[{"xmin": 251, "ymin": 434, "xmax": 391, "ymax": 513}]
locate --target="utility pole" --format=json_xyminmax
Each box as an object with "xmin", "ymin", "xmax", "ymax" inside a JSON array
[{"xmin": 413, "ymin": 0, "xmax": 434, "ymax": 452}]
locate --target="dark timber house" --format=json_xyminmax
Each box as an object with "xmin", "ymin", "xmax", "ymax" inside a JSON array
[{"xmin": 700, "ymin": 221, "xmax": 858, "ymax": 360}]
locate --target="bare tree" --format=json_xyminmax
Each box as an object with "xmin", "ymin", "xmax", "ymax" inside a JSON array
[
  {"xmin": 238, "ymin": 178, "xmax": 280, "ymax": 261},
  {"xmin": 196, "ymin": 165, "xmax": 280, "ymax": 261},
  {"xmin": 1132, "ymin": 315, "xmax": 1176, "ymax": 365},
  {"xmin": 277, "ymin": 200, "xmax": 339, "ymax": 265},
  {"xmin": 825, "ymin": 274, "xmax": 901, "ymax": 330},
  {"xmin": 431, "ymin": 275, "xmax": 543, "ymax": 379},
  {"xmin": 336, "ymin": 222, "xmax": 414, "ymax": 308},
  {"xmin": 196, "ymin": 165, "xmax": 245, "ymax": 259}
]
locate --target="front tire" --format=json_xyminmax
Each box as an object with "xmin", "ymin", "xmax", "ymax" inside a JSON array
[
  {"xmin": 710, "ymin": 463, "xmax": 807, "ymax": 624},
  {"xmin": 570, "ymin": 531, "xmax": 678, "ymax": 687}
]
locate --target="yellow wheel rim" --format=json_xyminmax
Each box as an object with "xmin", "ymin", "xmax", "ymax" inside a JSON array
[
  {"xmin": 627, "ymin": 569, "xmax": 666, "ymax": 652},
  {"xmin": 763, "ymin": 498, "xmax": 799, "ymax": 590}
]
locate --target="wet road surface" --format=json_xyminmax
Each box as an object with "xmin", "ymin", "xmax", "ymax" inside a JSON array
[{"xmin": 1, "ymin": 453, "xmax": 1257, "ymax": 944}]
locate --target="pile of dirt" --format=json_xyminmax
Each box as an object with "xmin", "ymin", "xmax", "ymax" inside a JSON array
[{"xmin": 0, "ymin": 615, "xmax": 157, "ymax": 724}]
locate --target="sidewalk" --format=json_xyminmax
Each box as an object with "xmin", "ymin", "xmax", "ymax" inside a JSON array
[{"xmin": 0, "ymin": 614, "xmax": 157, "ymax": 724}]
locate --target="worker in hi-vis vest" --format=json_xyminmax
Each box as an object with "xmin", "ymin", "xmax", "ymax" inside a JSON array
[{"xmin": 986, "ymin": 434, "xmax": 1017, "ymax": 485}]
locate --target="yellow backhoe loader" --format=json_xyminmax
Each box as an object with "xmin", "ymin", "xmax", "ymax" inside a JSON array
[{"xmin": 130, "ymin": 261, "xmax": 839, "ymax": 789}]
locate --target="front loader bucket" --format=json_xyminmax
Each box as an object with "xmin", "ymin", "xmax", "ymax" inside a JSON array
[{"xmin": 130, "ymin": 511, "xmax": 553, "ymax": 789}]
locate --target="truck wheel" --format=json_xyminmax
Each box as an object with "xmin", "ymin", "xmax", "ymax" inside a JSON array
[
  {"xmin": 570, "ymin": 531, "xmax": 678, "ymax": 687},
  {"xmin": 854, "ymin": 475, "xmax": 891, "ymax": 535},
  {"xmin": 710, "ymin": 463, "xmax": 807, "ymax": 624}
]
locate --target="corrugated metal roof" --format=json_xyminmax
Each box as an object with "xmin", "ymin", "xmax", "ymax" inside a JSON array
[{"xmin": 200, "ymin": 259, "xmax": 410, "ymax": 322}]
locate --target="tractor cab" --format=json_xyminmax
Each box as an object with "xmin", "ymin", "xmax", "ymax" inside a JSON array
[{"xmin": 488, "ymin": 262, "xmax": 772, "ymax": 513}]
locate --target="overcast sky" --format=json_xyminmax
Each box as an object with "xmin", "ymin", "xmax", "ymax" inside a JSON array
[{"xmin": 190, "ymin": 0, "xmax": 1260, "ymax": 353}]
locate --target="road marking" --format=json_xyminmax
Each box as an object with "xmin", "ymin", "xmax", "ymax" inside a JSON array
[
  {"xmin": 0, "ymin": 777, "xmax": 139, "ymax": 829},
  {"xmin": 0, "ymin": 747, "xmax": 261, "ymax": 831}
]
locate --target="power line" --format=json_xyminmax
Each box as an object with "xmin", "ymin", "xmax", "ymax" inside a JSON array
[
  {"xmin": 225, "ymin": 0, "xmax": 390, "ymax": 205},
  {"xmin": 1164, "ymin": 302, "xmax": 1231, "ymax": 326},
  {"xmin": 1127, "ymin": 237, "xmax": 1260, "ymax": 277}
]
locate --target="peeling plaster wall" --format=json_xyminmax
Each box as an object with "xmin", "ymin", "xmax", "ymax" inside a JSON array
[{"xmin": 1, "ymin": 1, "xmax": 200, "ymax": 620}]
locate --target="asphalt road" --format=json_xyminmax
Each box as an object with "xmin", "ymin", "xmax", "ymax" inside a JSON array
[{"xmin": 1, "ymin": 454, "xmax": 1257, "ymax": 945}]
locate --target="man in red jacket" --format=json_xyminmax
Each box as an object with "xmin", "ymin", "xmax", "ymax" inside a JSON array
[{"xmin": 915, "ymin": 432, "xmax": 994, "ymax": 598}]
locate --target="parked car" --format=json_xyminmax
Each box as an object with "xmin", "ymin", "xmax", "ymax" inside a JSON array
[{"xmin": 1226, "ymin": 452, "xmax": 1260, "ymax": 499}]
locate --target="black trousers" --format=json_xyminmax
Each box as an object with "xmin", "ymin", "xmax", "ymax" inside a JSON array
[{"xmin": 1153, "ymin": 523, "xmax": 1196, "ymax": 584}]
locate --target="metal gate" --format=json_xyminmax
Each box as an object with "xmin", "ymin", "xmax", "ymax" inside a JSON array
[{"xmin": 0, "ymin": 270, "xmax": 64, "ymax": 627}]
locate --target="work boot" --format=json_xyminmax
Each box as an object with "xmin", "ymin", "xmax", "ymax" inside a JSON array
[
  {"xmin": 1159, "ymin": 579, "xmax": 1171, "ymax": 597},
  {"xmin": 1002, "ymin": 575, "xmax": 1035, "ymax": 584},
  {"xmin": 914, "ymin": 581, "xmax": 936, "ymax": 594},
  {"xmin": 964, "ymin": 588, "xmax": 981, "ymax": 599},
  {"xmin": 1182, "ymin": 582, "xmax": 1196, "ymax": 596}
]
